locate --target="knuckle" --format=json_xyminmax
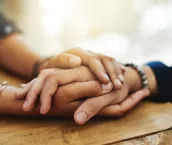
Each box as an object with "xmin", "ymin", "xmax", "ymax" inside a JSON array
[
  {"xmin": 40, "ymin": 69, "xmax": 49, "ymax": 76},
  {"xmin": 46, "ymin": 73, "xmax": 54, "ymax": 80},
  {"xmin": 88, "ymin": 56, "xmax": 100, "ymax": 63},
  {"xmin": 102, "ymin": 56, "xmax": 115, "ymax": 63},
  {"xmin": 85, "ymin": 102, "xmax": 97, "ymax": 115}
]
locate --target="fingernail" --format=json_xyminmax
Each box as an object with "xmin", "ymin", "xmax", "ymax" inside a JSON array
[
  {"xmin": 69, "ymin": 57, "xmax": 81, "ymax": 66},
  {"xmin": 118, "ymin": 75, "xmax": 124, "ymax": 83},
  {"xmin": 40, "ymin": 107, "xmax": 45, "ymax": 115},
  {"xmin": 102, "ymin": 83, "xmax": 113, "ymax": 93},
  {"xmin": 23, "ymin": 101, "xmax": 28, "ymax": 110},
  {"xmin": 121, "ymin": 65, "xmax": 126, "ymax": 71},
  {"xmin": 75, "ymin": 112, "xmax": 87, "ymax": 124},
  {"xmin": 114, "ymin": 79, "xmax": 122, "ymax": 89},
  {"xmin": 103, "ymin": 74, "xmax": 110, "ymax": 81}
]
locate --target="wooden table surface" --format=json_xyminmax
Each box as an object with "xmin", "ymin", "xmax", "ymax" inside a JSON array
[
  {"xmin": 115, "ymin": 129, "xmax": 172, "ymax": 145},
  {"xmin": 0, "ymin": 69, "xmax": 172, "ymax": 145}
]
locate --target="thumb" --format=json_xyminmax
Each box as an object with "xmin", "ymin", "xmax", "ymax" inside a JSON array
[
  {"xmin": 98, "ymin": 88, "xmax": 150, "ymax": 117},
  {"xmin": 47, "ymin": 53, "xmax": 81, "ymax": 69}
]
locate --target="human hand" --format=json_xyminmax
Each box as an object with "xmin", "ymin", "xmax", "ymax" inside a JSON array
[
  {"xmin": 64, "ymin": 48, "xmax": 125, "ymax": 89},
  {"xmin": 53, "ymin": 80, "xmax": 149, "ymax": 123},
  {"xmin": 0, "ymin": 79, "xmax": 149, "ymax": 118},
  {"xmin": 15, "ymin": 66, "xmax": 113, "ymax": 115},
  {"xmin": 39, "ymin": 48, "xmax": 125, "ymax": 89},
  {"xmin": 54, "ymin": 66, "xmax": 151, "ymax": 124}
]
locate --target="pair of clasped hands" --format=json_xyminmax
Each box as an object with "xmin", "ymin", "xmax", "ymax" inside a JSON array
[{"xmin": 13, "ymin": 48, "xmax": 150, "ymax": 124}]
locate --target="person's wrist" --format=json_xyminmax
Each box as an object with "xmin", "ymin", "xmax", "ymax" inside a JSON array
[
  {"xmin": 124, "ymin": 66, "xmax": 158, "ymax": 96},
  {"xmin": 124, "ymin": 67, "xmax": 142, "ymax": 93},
  {"xmin": 142, "ymin": 66, "xmax": 158, "ymax": 96}
]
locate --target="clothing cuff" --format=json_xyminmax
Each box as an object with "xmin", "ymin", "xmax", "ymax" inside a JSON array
[{"xmin": 146, "ymin": 61, "xmax": 172, "ymax": 102}]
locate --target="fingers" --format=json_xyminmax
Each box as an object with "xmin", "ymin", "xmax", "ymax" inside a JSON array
[
  {"xmin": 96, "ymin": 53, "xmax": 124, "ymax": 89},
  {"xmin": 66, "ymin": 48, "xmax": 110, "ymax": 84},
  {"xmin": 98, "ymin": 89, "xmax": 150, "ymax": 117},
  {"xmin": 73, "ymin": 83, "xmax": 130, "ymax": 124},
  {"xmin": 120, "ymin": 89, "xmax": 150, "ymax": 112},
  {"xmin": 21, "ymin": 67, "xmax": 96, "ymax": 114},
  {"xmin": 22, "ymin": 74, "xmax": 47, "ymax": 111},
  {"xmin": 121, "ymin": 64, "xmax": 126, "ymax": 73},
  {"xmin": 70, "ymin": 66, "xmax": 97, "ymax": 82},
  {"xmin": 15, "ymin": 79, "xmax": 36, "ymax": 100},
  {"xmin": 103, "ymin": 57, "xmax": 122, "ymax": 89},
  {"xmin": 66, "ymin": 48, "xmax": 126, "ymax": 89},
  {"xmin": 56, "ymin": 81, "xmax": 113, "ymax": 102},
  {"xmin": 74, "ymin": 91, "xmax": 115, "ymax": 124},
  {"xmin": 74, "ymin": 88, "xmax": 149, "ymax": 125},
  {"xmin": 87, "ymin": 58, "xmax": 110, "ymax": 84},
  {"xmin": 54, "ymin": 98, "xmax": 84, "ymax": 116},
  {"xmin": 40, "ymin": 77, "xmax": 59, "ymax": 114},
  {"xmin": 47, "ymin": 53, "xmax": 81, "ymax": 69}
]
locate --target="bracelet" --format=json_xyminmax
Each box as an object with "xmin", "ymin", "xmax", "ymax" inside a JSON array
[
  {"xmin": 0, "ymin": 81, "xmax": 8, "ymax": 94},
  {"xmin": 124, "ymin": 63, "xmax": 148, "ymax": 89}
]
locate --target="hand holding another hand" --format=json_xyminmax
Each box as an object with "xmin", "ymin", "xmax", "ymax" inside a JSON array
[
  {"xmin": 54, "ymin": 67, "xmax": 150, "ymax": 124},
  {"xmin": 15, "ymin": 66, "xmax": 113, "ymax": 115},
  {"xmin": 39, "ymin": 48, "xmax": 125, "ymax": 89},
  {"xmin": 13, "ymin": 48, "xmax": 156, "ymax": 125}
]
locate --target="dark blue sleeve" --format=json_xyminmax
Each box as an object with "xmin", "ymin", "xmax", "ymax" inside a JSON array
[{"xmin": 146, "ymin": 61, "xmax": 172, "ymax": 102}]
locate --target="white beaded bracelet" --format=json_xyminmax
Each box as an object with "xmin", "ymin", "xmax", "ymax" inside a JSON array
[{"xmin": 124, "ymin": 63, "xmax": 148, "ymax": 89}]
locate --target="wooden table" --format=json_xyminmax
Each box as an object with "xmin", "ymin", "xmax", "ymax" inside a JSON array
[
  {"xmin": 0, "ymin": 70, "xmax": 172, "ymax": 145},
  {"xmin": 1, "ymin": 1, "xmax": 172, "ymax": 144},
  {"xmin": 115, "ymin": 129, "xmax": 172, "ymax": 145}
]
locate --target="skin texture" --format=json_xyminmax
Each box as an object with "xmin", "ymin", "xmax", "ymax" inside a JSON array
[
  {"xmin": 0, "ymin": 34, "xmax": 125, "ymax": 115},
  {"xmin": 1, "ymin": 66, "xmax": 155, "ymax": 124},
  {"xmin": 66, "ymin": 48, "xmax": 125, "ymax": 89},
  {"xmin": 73, "ymin": 66, "xmax": 157, "ymax": 124},
  {"xmin": 0, "ymin": 33, "xmax": 157, "ymax": 125},
  {"xmin": 0, "ymin": 74, "xmax": 149, "ymax": 118},
  {"xmin": 15, "ymin": 66, "xmax": 113, "ymax": 114},
  {"xmin": 0, "ymin": 34, "xmax": 124, "ymax": 85},
  {"xmin": 0, "ymin": 34, "xmax": 82, "ymax": 79},
  {"xmin": 0, "ymin": 33, "xmax": 124, "ymax": 112}
]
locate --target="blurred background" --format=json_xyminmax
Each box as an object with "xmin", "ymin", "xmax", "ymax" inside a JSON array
[{"xmin": 0, "ymin": 0, "xmax": 171, "ymax": 65}]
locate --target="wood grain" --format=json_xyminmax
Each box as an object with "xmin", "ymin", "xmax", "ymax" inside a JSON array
[
  {"xmin": 0, "ymin": 69, "xmax": 172, "ymax": 145},
  {"xmin": 114, "ymin": 129, "xmax": 172, "ymax": 145}
]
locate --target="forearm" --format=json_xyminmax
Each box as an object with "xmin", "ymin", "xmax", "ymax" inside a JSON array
[
  {"xmin": 0, "ymin": 85, "xmax": 61, "ymax": 116},
  {"xmin": 0, "ymin": 34, "xmax": 41, "ymax": 80}
]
